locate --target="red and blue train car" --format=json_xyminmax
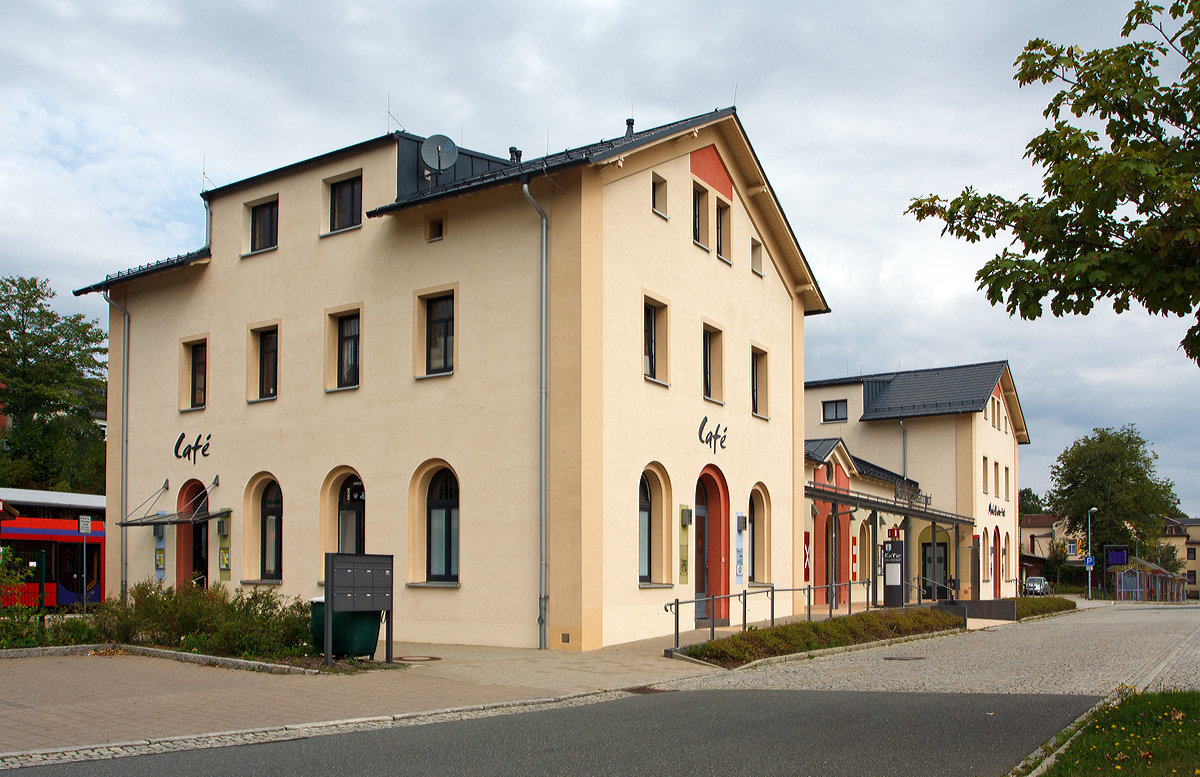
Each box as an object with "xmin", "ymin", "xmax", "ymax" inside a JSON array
[{"xmin": 0, "ymin": 488, "xmax": 106, "ymax": 608}]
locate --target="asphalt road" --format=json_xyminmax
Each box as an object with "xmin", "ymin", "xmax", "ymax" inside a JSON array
[{"xmin": 20, "ymin": 689, "xmax": 1097, "ymax": 776}]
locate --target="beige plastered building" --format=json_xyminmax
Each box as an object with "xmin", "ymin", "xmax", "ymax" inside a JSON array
[
  {"xmin": 804, "ymin": 363, "xmax": 1030, "ymax": 602},
  {"xmin": 76, "ymin": 108, "xmax": 834, "ymax": 650}
]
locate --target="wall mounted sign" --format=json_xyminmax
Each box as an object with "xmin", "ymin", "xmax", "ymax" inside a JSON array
[
  {"xmin": 988, "ymin": 503, "xmax": 1006, "ymax": 517},
  {"xmin": 154, "ymin": 549, "xmax": 165, "ymax": 570},
  {"xmin": 697, "ymin": 416, "xmax": 727, "ymax": 454},
  {"xmin": 734, "ymin": 514, "xmax": 744, "ymax": 585},
  {"xmin": 219, "ymin": 548, "xmax": 230, "ymax": 571},
  {"xmin": 174, "ymin": 432, "xmax": 211, "ymax": 465}
]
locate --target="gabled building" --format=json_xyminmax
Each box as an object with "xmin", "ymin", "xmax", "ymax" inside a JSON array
[
  {"xmin": 805, "ymin": 361, "xmax": 1030, "ymax": 600},
  {"xmin": 76, "ymin": 108, "xmax": 830, "ymax": 650}
]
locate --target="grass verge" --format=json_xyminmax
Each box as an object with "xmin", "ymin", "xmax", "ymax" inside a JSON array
[
  {"xmin": 1038, "ymin": 689, "xmax": 1200, "ymax": 776},
  {"xmin": 1014, "ymin": 596, "xmax": 1076, "ymax": 620},
  {"xmin": 683, "ymin": 608, "xmax": 963, "ymax": 669}
]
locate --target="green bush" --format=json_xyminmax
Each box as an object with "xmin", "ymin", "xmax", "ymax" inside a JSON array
[
  {"xmin": 89, "ymin": 578, "xmax": 314, "ymax": 659},
  {"xmin": 685, "ymin": 608, "xmax": 963, "ymax": 668},
  {"xmin": 1013, "ymin": 596, "xmax": 1075, "ymax": 620}
]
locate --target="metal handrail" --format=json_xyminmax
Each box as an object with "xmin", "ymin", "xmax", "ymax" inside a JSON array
[
  {"xmin": 907, "ymin": 575, "xmax": 955, "ymax": 606},
  {"xmin": 663, "ymin": 579, "xmax": 873, "ymax": 651}
]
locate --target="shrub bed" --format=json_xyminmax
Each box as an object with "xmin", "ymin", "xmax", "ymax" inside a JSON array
[
  {"xmin": 684, "ymin": 608, "xmax": 963, "ymax": 669},
  {"xmin": 1, "ymin": 577, "xmax": 315, "ymax": 660},
  {"xmin": 1014, "ymin": 596, "xmax": 1076, "ymax": 620},
  {"xmin": 1039, "ymin": 689, "xmax": 1200, "ymax": 775},
  {"xmin": 89, "ymin": 579, "xmax": 314, "ymax": 659}
]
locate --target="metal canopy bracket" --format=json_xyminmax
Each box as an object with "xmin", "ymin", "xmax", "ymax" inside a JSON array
[
  {"xmin": 118, "ymin": 508, "xmax": 232, "ymax": 527},
  {"xmin": 805, "ymin": 481, "xmax": 974, "ymax": 527}
]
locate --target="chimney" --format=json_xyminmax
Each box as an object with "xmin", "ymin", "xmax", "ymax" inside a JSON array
[
  {"xmin": 625, "ymin": 118, "xmax": 635, "ymax": 138},
  {"xmin": 509, "ymin": 146, "xmax": 522, "ymax": 163}
]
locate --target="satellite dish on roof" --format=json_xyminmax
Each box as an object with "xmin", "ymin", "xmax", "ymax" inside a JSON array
[{"xmin": 421, "ymin": 135, "xmax": 458, "ymax": 172}]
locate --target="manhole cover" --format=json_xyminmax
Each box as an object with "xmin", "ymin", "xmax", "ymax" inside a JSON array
[
  {"xmin": 882, "ymin": 656, "xmax": 925, "ymax": 661},
  {"xmin": 399, "ymin": 656, "xmax": 442, "ymax": 662}
]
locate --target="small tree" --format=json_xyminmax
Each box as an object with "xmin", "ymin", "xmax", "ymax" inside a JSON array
[
  {"xmin": 1019, "ymin": 487, "xmax": 1044, "ymax": 517},
  {"xmin": 1046, "ymin": 424, "xmax": 1180, "ymax": 589},
  {"xmin": 1042, "ymin": 539, "xmax": 1069, "ymax": 586},
  {"xmin": 1153, "ymin": 540, "xmax": 1187, "ymax": 574}
]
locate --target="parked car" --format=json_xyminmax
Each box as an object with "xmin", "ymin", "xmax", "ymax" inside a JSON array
[{"xmin": 1024, "ymin": 576, "xmax": 1051, "ymax": 596}]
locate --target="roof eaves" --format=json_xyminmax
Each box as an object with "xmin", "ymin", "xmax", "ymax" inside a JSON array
[
  {"xmin": 721, "ymin": 111, "xmax": 829, "ymax": 316},
  {"xmin": 73, "ymin": 247, "xmax": 212, "ymax": 297},
  {"xmin": 367, "ymin": 108, "xmax": 741, "ymax": 218},
  {"xmin": 199, "ymin": 134, "xmax": 399, "ymax": 202}
]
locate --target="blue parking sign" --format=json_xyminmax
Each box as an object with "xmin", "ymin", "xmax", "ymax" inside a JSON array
[{"xmin": 1085, "ymin": 555, "xmax": 1095, "ymax": 569}]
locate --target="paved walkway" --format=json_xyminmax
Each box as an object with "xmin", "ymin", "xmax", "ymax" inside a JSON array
[{"xmin": 1, "ymin": 597, "xmax": 1193, "ymax": 766}]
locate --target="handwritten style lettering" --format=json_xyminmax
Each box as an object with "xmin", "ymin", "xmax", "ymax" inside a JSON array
[
  {"xmin": 174, "ymin": 432, "xmax": 211, "ymax": 465},
  {"xmin": 697, "ymin": 416, "xmax": 728, "ymax": 454}
]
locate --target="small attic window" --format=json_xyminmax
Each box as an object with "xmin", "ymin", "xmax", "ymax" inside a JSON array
[
  {"xmin": 652, "ymin": 174, "xmax": 668, "ymax": 219},
  {"xmin": 822, "ymin": 399, "xmax": 847, "ymax": 423},
  {"xmin": 427, "ymin": 214, "xmax": 445, "ymax": 242}
]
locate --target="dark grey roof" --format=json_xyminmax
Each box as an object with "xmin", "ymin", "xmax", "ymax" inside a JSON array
[
  {"xmin": 849, "ymin": 455, "xmax": 915, "ymax": 489},
  {"xmin": 367, "ymin": 108, "xmax": 737, "ymax": 217},
  {"xmin": 804, "ymin": 437, "xmax": 842, "ymax": 463},
  {"xmin": 807, "ymin": 361, "xmax": 1009, "ymax": 421},
  {"xmin": 804, "ymin": 438, "xmax": 918, "ymax": 490},
  {"xmin": 74, "ymin": 247, "xmax": 211, "ymax": 297},
  {"xmin": 197, "ymin": 135, "xmax": 402, "ymax": 202}
]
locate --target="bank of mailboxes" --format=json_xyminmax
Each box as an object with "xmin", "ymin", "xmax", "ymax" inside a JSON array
[{"xmin": 330, "ymin": 556, "xmax": 393, "ymax": 612}]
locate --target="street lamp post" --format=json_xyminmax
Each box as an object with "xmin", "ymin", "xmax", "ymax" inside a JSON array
[{"xmin": 1087, "ymin": 507, "xmax": 1098, "ymax": 601}]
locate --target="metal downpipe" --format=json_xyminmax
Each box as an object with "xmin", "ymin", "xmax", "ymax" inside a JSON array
[
  {"xmin": 522, "ymin": 181, "xmax": 549, "ymax": 650},
  {"xmin": 103, "ymin": 290, "xmax": 130, "ymax": 603}
]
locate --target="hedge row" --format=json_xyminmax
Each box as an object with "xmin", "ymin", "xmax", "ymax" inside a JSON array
[
  {"xmin": 684, "ymin": 608, "xmax": 963, "ymax": 669},
  {"xmin": 1014, "ymin": 596, "xmax": 1076, "ymax": 620}
]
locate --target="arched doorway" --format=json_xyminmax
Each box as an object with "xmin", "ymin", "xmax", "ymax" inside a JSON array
[
  {"xmin": 338, "ymin": 476, "xmax": 365, "ymax": 554},
  {"xmin": 992, "ymin": 526, "xmax": 1001, "ymax": 598},
  {"xmin": 694, "ymin": 466, "xmax": 730, "ymax": 626},
  {"xmin": 176, "ymin": 480, "xmax": 209, "ymax": 588}
]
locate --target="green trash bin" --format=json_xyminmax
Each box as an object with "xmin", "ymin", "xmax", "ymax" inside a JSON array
[{"xmin": 310, "ymin": 598, "xmax": 382, "ymax": 658}]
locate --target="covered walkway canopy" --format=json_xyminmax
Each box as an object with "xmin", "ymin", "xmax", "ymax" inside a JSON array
[{"xmin": 805, "ymin": 482, "xmax": 974, "ymax": 527}]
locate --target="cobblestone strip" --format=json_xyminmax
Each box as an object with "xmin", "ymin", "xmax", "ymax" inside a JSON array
[
  {"xmin": 0, "ymin": 644, "xmax": 318, "ymax": 675},
  {"xmin": 0, "ymin": 691, "xmax": 633, "ymax": 770}
]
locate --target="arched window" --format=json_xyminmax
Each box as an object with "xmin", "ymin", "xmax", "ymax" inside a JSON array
[
  {"xmin": 639, "ymin": 475, "xmax": 652, "ymax": 583},
  {"xmin": 427, "ymin": 469, "xmax": 459, "ymax": 582},
  {"xmin": 261, "ymin": 481, "xmax": 282, "ymax": 580},
  {"xmin": 338, "ymin": 476, "xmax": 365, "ymax": 554}
]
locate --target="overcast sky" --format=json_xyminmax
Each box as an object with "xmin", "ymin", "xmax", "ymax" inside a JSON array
[{"xmin": 2, "ymin": 0, "xmax": 1196, "ymax": 516}]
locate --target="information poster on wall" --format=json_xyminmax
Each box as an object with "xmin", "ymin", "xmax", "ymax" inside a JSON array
[{"xmin": 679, "ymin": 505, "xmax": 689, "ymax": 585}]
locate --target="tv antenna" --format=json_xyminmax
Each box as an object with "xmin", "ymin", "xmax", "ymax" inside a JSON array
[
  {"xmin": 201, "ymin": 157, "xmax": 216, "ymax": 191},
  {"xmin": 387, "ymin": 92, "xmax": 405, "ymax": 133}
]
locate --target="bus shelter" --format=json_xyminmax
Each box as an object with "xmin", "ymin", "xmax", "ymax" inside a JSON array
[{"xmin": 1109, "ymin": 558, "xmax": 1187, "ymax": 602}]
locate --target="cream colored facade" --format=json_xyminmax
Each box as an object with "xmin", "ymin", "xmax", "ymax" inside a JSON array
[
  {"xmin": 803, "ymin": 364, "xmax": 1029, "ymax": 601},
  {"xmin": 81, "ymin": 110, "xmax": 829, "ymax": 650}
]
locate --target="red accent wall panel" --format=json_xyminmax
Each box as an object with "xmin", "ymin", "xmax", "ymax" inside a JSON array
[{"xmin": 690, "ymin": 145, "xmax": 733, "ymax": 200}]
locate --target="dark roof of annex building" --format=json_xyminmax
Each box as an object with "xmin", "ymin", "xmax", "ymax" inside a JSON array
[
  {"xmin": 804, "ymin": 438, "xmax": 917, "ymax": 489},
  {"xmin": 807, "ymin": 361, "xmax": 1030, "ymax": 444},
  {"xmin": 1020, "ymin": 513, "xmax": 1060, "ymax": 528},
  {"xmin": 74, "ymin": 108, "xmax": 829, "ymax": 315}
]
